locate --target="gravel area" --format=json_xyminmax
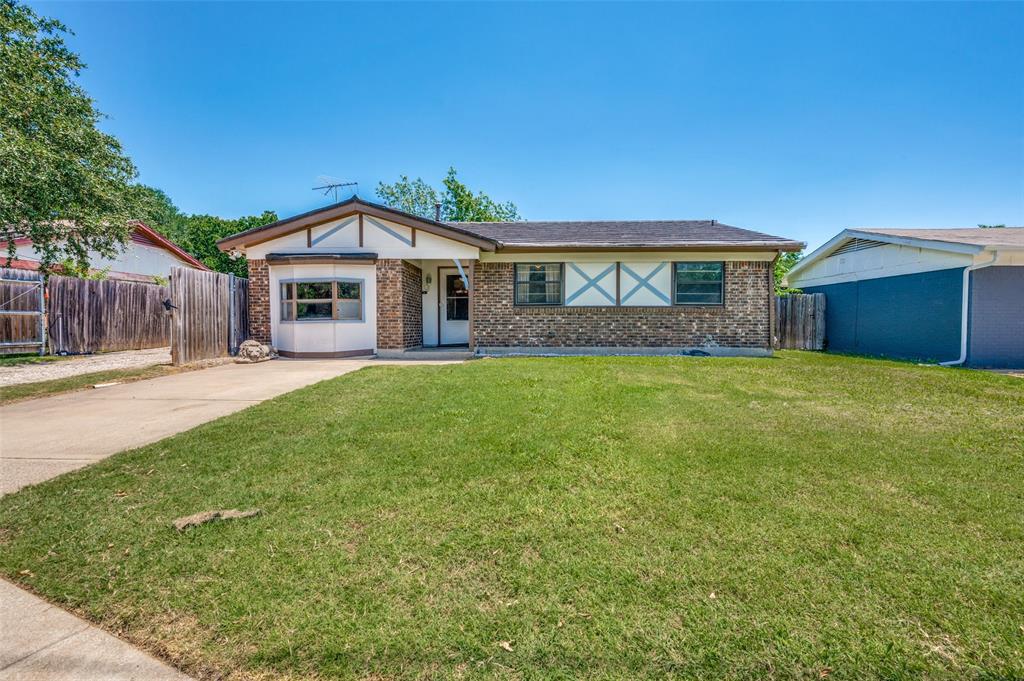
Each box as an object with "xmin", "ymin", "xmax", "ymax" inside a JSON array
[{"xmin": 0, "ymin": 347, "xmax": 171, "ymax": 386}]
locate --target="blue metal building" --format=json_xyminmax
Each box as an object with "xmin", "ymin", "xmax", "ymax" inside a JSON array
[{"xmin": 785, "ymin": 228, "xmax": 1024, "ymax": 368}]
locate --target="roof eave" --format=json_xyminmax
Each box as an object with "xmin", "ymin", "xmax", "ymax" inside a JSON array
[
  {"xmin": 216, "ymin": 197, "xmax": 497, "ymax": 252},
  {"xmin": 846, "ymin": 229, "xmax": 983, "ymax": 255},
  {"xmin": 786, "ymin": 228, "xmax": 984, "ymax": 282},
  {"xmin": 494, "ymin": 241, "xmax": 804, "ymax": 252},
  {"xmin": 130, "ymin": 221, "xmax": 210, "ymax": 271}
]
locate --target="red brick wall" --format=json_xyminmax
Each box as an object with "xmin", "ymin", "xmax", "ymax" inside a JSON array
[
  {"xmin": 376, "ymin": 259, "xmax": 423, "ymax": 349},
  {"xmin": 247, "ymin": 258, "xmax": 272, "ymax": 344},
  {"xmin": 471, "ymin": 261, "xmax": 772, "ymax": 349}
]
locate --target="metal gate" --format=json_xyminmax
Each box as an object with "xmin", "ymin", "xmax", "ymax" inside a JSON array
[{"xmin": 0, "ymin": 267, "xmax": 45, "ymax": 355}]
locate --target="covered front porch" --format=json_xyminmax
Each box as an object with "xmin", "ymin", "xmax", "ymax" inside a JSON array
[
  {"xmin": 373, "ymin": 256, "xmax": 476, "ymax": 357},
  {"xmin": 417, "ymin": 258, "xmax": 474, "ymax": 349}
]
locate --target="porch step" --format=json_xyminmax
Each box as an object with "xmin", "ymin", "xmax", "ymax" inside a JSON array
[{"xmin": 377, "ymin": 347, "xmax": 475, "ymax": 361}]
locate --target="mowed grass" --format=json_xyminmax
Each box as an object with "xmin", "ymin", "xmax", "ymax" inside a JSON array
[
  {"xmin": 0, "ymin": 353, "xmax": 71, "ymax": 366},
  {"xmin": 0, "ymin": 365, "xmax": 180, "ymax": 404},
  {"xmin": 0, "ymin": 353, "xmax": 1021, "ymax": 680}
]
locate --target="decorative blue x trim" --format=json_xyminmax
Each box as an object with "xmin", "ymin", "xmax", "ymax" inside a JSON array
[
  {"xmin": 365, "ymin": 216, "xmax": 413, "ymax": 246},
  {"xmin": 311, "ymin": 216, "xmax": 358, "ymax": 246},
  {"xmin": 620, "ymin": 263, "xmax": 671, "ymax": 304},
  {"xmin": 566, "ymin": 263, "xmax": 616, "ymax": 305}
]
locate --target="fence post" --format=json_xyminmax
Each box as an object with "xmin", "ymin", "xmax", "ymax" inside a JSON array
[
  {"xmin": 37, "ymin": 278, "xmax": 46, "ymax": 356},
  {"xmin": 228, "ymin": 272, "xmax": 237, "ymax": 356}
]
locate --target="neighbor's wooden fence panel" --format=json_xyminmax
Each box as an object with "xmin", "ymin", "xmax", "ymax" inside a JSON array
[
  {"xmin": 775, "ymin": 292, "xmax": 826, "ymax": 350},
  {"xmin": 0, "ymin": 267, "xmax": 45, "ymax": 355},
  {"xmin": 230, "ymin": 276, "xmax": 249, "ymax": 356},
  {"xmin": 170, "ymin": 267, "xmax": 248, "ymax": 365},
  {"xmin": 47, "ymin": 276, "xmax": 170, "ymax": 354}
]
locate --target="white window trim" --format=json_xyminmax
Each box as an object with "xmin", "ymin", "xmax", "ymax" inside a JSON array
[{"xmin": 279, "ymin": 277, "xmax": 366, "ymax": 323}]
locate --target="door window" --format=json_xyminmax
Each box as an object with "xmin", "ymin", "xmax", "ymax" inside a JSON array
[{"xmin": 446, "ymin": 275, "xmax": 469, "ymax": 321}]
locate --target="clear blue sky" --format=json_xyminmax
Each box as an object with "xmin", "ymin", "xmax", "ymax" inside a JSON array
[{"xmin": 35, "ymin": 1, "xmax": 1024, "ymax": 250}]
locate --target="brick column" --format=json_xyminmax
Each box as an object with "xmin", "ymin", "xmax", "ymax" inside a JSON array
[
  {"xmin": 376, "ymin": 259, "xmax": 423, "ymax": 350},
  {"xmin": 247, "ymin": 259, "xmax": 272, "ymax": 344},
  {"xmin": 400, "ymin": 260, "xmax": 423, "ymax": 348}
]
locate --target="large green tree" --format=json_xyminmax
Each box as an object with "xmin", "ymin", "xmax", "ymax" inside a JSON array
[
  {"xmin": 377, "ymin": 167, "xmax": 521, "ymax": 222},
  {"xmin": 134, "ymin": 185, "xmax": 275, "ymax": 278},
  {"xmin": 1, "ymin": 0, "xmax": 144, "ymax": 272},
  {"xmin": 174, "ymin": 212, "xmax": 277, "ymax": 278},
  {"xmin": 374, "ymin": 175, "xmax": 440, "ymax": 221},
  {"xmin": 135, "ymin": 185, "xmax": 187, "ymax": 241},
  {"xmin": 774, "ymin": 250, "xmax": 803, "ymax": 296}
]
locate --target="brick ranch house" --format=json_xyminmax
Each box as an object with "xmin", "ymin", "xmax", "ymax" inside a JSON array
[{"xmin": 216, "ymin": 197, "xmax": 803, "ymax": 358}]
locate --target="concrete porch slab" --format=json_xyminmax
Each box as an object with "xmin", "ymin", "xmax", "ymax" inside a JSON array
[{"xmin": 377, "ymin": 347, "xmax": 475, "ymax": 361}]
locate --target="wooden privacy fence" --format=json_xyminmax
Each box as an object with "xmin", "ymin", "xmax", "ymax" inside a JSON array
[
  {"xmin": 170, "ymin": 267, "xmax": 248, "ymax": 365},
  {"xmin": 0, "ymin": 267, "xmax": 45, "ymax": 355},
  {"xmin": 48, "ymin": 276, "xmax": 170, "ymax": 354},
  {"xmin": 775, "ymin": 292, "xmax": 826, "ymax": 350}
]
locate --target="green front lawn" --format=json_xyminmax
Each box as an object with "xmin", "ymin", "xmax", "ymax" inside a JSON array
[{"xmin": 1, "ymin": 353, "xmax": 1021, "ymax": 680}]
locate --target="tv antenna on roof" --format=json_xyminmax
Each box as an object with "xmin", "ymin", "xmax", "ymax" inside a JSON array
[{"xmin": 312, "ymin": 175, "xmax": 358, "ymax": 203}]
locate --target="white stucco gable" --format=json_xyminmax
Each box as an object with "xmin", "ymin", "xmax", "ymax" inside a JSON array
[
  {"xmin": 218, "ymin": 197, "xmax": 496, "ymax": 262},
  {"xmin": 245, "ymin": 212, "xmax": 480, "ymax": 261}
]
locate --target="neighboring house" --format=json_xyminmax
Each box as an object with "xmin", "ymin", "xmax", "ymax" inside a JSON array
[
  {"xmin": 216, "ymin": 197, "xmax": 802, "ymax": 358},
  {"xmin": 1, "ymin": 222, "xmax": 208, "ymax": 282},
  {"xmin": 785, "ymin": 227, "xmax": 1024, "ymax": 368}
]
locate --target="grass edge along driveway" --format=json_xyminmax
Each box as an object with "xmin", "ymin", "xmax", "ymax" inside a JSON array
[
  {"xmin": 0, "ymin": 352, "xmax": 1021, "ymax": 680},
  {"xmin": 0, "ymin": 365, "xmax": 187, "ymax": 405}
]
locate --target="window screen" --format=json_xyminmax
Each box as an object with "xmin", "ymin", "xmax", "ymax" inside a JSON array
[
  {"xmin": 514, "ymin": 264, "xmax": 563, "ymax": 305},
  {"xmin": 674, "ymin": 263, "xmax": 724, "ymax": 305}
]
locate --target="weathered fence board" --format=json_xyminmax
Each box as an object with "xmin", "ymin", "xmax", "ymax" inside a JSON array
[
  {"xmin": 775, "ymin": 292, "xmax": 826, "ymax": 350},
  {"xmin": 229, "ymin": 275, "xmax": 249, "ymax": 355},
  {"xmin": 0, "ymin": 267, "xmax": 45, "ymax": 354},
  {"xmin": 48, "ymin": 276, "xmax": 170, "ymax": 354},
  {"xmin": 170, "ymin": 267, "xmax": 248, "ymax": 365}
]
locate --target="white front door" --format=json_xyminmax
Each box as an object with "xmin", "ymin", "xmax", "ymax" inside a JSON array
[{"xmin": 439, "ymin": 271, "xmax": 469, "ymax": 345}]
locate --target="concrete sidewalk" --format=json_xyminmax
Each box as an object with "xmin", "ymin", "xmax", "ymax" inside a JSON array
[
  {"xmin": 0, "ymin": 580, "xmax": 189, "ymax": 680},
  {"xmin": 0, "ymin": 357, "xmax": 459, "ymax": 680}
]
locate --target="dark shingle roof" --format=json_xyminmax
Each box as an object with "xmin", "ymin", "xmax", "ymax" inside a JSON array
[
  {"xmin": 214, "ymin": 196, "xmax": 804, "ymax": 252},
  {"xmin": 447, "ymin": 220, "xmax": 803, "ymax": 250}
]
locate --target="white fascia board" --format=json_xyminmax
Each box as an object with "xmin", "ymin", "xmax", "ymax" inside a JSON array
[
  {"xmin": 845, "ymin": 230, "xmax": 984, "ymax": 255},
  {"xmin": 784, "ymin": 229, "xmax": 984, "ymax": 284},
  {"xmin": 481, "ymin": 250, "xmax": 777, "ymax": 263},
  {"xmin": 981, "ymin": 248, "xmax": 1024, "ymax": 265},
  {"xmin": 784, "ymin": 230, "xmax": 857, "ymax": 282}
]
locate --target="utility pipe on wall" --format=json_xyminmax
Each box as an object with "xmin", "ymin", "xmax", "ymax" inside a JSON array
[{"xmin": 939, "ymin": 252, "xmax": 999, "ymax": 367}]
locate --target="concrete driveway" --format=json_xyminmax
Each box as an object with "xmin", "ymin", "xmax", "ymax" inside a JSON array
[{"xmin": 0, "ymin": 358, "xmax": 454, "ymax": 495}]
